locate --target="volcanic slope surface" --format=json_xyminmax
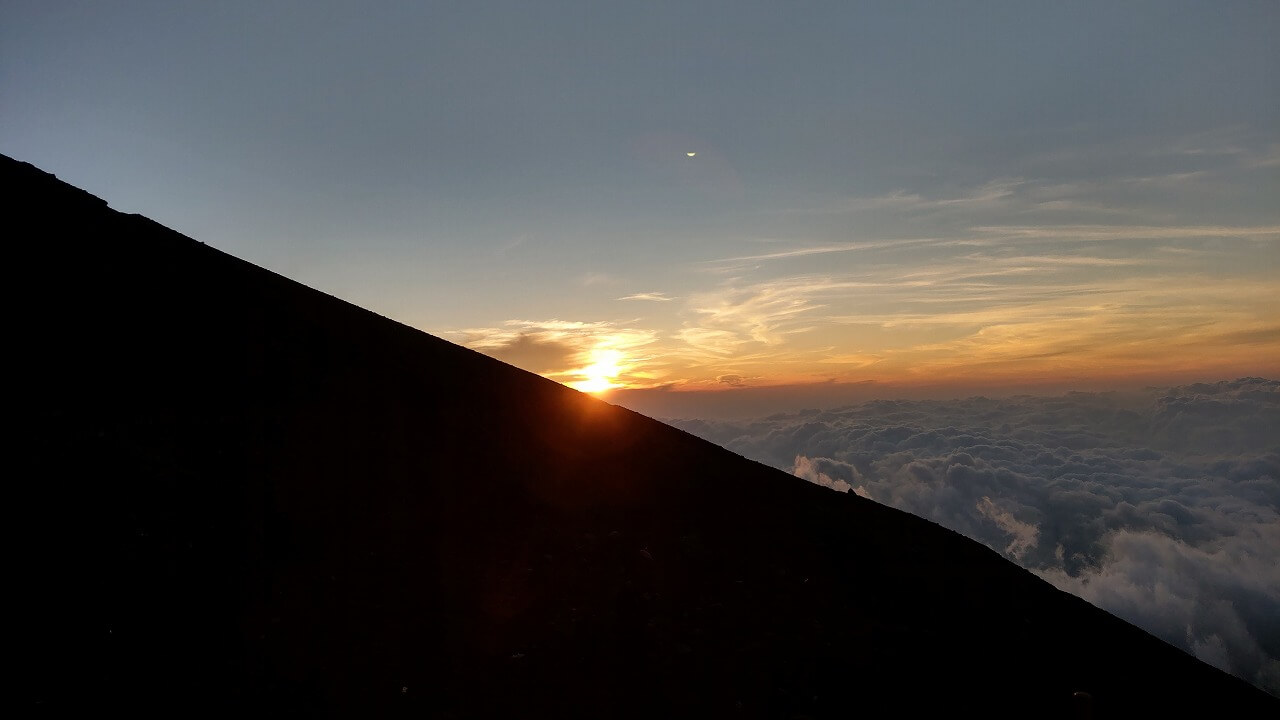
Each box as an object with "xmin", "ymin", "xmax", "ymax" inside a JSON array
[{"xmin": 9, "ymin": 153, "xmax": 1276, "ymax": 717}]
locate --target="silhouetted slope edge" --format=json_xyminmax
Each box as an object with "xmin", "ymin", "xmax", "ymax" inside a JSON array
[{"xmin": 8, "ymin": 152, "xmax": 1275, "ymax": 717}]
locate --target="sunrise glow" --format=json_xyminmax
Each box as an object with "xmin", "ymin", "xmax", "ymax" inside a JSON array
[{"xmin": 568, "ymin": 348, "xmax": 623, "ymax": 394}]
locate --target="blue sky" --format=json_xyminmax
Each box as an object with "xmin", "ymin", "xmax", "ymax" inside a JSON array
[{"xmin": 4, "ymin": 1, "xmax": 1277, "ymax": 406}]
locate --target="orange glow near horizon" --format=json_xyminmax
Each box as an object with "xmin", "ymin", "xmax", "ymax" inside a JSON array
[
  {"xmin": 552, "ymin": 330, "xmax": 1280, "ymax": 398},
  {"xmin": 457, "ymin": 249, "xmax": 1279, "ymax": 401},
  {"xmin": 548, "ymin": 329, "xmax": 1280, "ymax": 399}
]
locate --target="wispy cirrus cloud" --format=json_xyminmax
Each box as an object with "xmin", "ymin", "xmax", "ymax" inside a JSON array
[
  {"xmin": 786, "ymin": 132, "xmax": 1278, "ymax": 233},
  {"xmin": 700, "ymin": 237, "xmax": 945, "ymax": 272},
  {"xmin": 1246, "ymin": 143, "xmax": 1280, "ymax": 168},
  {"xmin": 792, "ymin": 179, "xmax": 1026, "ymax": 217},
  {"xmin": 683, "ymin": 275, "xmax": 883, "ymax": 346},
  {"xmin": 667, "ymin": 223, "xmax": 1279, "ymax": 387},
  {"xmin": 971, "ymin": 224, "xmax": 1280, "ymax": 241},
  {"xmin": 617, "ymin": 291, "xmax": 676, "ymax": 302}
]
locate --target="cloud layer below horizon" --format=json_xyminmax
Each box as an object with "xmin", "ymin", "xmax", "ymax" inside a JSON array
[{"xmin": 669, "ymin": 378, "xmax": 1280, "ymax": 695}]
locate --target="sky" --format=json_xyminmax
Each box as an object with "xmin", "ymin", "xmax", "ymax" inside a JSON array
[{"xmin": 3, "ymin": 1, "xmax": 1278, "ymax": 413}]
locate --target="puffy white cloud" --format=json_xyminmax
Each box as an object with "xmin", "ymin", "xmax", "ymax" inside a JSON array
[
  {"xmin": 792, "ymin": 455, "xmax": 853, "ymax": 494},
  {"xmin": 975, "ymin": 496, "xmax": 1039, "ymax": 561},
  {"xmin": 1039, "ymin": 528, "xmax": 1280, "ymax": 691},
  {"xmin": 669, "ymin": 378, "xmax": 1280, "ymax": 695}
]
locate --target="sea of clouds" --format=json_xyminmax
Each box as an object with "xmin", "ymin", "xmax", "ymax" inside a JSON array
[{"xmin": 669, "ymin": 378, "xmax": 1280, "ymax": 695}]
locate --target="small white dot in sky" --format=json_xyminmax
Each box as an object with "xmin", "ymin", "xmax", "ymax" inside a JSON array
[{"xmin": 686, "ymin": 152, "xmax": 696, "ymax": 157}]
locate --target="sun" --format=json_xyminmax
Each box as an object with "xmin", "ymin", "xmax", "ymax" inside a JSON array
[{"xmin": 570, "ymin": 348, "xmax": 623, "ymax": 393}]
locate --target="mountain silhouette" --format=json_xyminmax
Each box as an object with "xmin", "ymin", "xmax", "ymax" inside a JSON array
[{"xmin": 9, "ymin": 152, "xmax": 1275, "ymax": 717}]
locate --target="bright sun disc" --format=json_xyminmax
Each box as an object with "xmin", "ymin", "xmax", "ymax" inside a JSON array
[{"xmin": 570, "ymin": 348, "xmax": 623, "ymax": 393}]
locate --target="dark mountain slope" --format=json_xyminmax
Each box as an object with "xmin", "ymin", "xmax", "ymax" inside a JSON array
[{"xmin": 8, "ymin": 153, "xmax": 1275, "ymax": 717}]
